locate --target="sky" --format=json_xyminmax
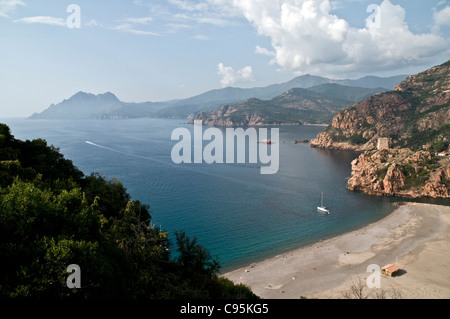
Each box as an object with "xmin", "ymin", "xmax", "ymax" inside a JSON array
[{"xmin": 0, "ymin": 0, "xmax": 449, "ymax": 117}]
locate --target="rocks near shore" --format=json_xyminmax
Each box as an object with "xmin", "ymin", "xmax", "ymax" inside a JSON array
[{"xmin": 346, "ymin": 148, "xmax": 449, "ymax": 199}]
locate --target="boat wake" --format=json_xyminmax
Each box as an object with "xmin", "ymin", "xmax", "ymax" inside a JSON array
[{"xmin": 84, "ymin": 140, "xmax": 281, "ymax": 192}]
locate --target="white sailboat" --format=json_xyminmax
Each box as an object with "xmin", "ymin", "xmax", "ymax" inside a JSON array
[{"xmin": 317, "ymin": 192, "xmax": 330, "ymax": 214}]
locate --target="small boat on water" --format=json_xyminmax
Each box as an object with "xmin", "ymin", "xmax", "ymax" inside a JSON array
[{"xmin": 317, "ymin": 192, "xmax": 330, "ymax": 214}]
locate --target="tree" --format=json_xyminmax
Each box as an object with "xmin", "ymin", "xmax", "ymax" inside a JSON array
[
  {"xmin": 0, "ymin": 122, "xmax": 258, "ymax": 299},
  {"xmin": 175, "ymin": 230, "xmax": 220, "ymax": 278}
]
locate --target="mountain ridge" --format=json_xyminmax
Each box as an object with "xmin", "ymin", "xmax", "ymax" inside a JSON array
[
  {"xmin": 190, "ymin": 84, "xmax": 388, "ymax": 126},
  {"xmin": 30, "ymin": 74, "xmax": 407, "ymax": 120}
]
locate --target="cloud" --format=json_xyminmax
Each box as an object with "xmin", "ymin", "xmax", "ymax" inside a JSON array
[
  {"xmin": 217, "ymin": 63, "xmax": 255, "ymax": 87},
  {"xmin": 15, "ymin": 16, "xmax": 66, "ymax": 27},
  {"xmin": 255, "ymin": 45, "xmax": 276, "ymax": 57},
  {"xmin": 0, "ymin": 0, "xmax": 24, "ymax": 17},
  {"xmin": 227, "ymin": 0, "xmax": 449, "ymax": 76},
  {"xmin": 193, "ymin": 34, "xmax": 211, "ymax": 40},
  {"xmin": 434, "ymin": 5, "xmax": 450, "ymax": 27},
  {"xmin": 102, "ymin": 13, "xmax": 159, "ymax": 35},
  {"xmin": 122, "ymin": 16, "xmax": 153, "ymax": 25},
  {"xmin": 168, "ymin": 0, "xmax": 242, "ymax": 27},
  {"xmin": 110, "ymin": 23, "xmax": 159, "ymax": 36},
  {"xmin": 168, "ymin": 0, "xmax": 209, "ymax": 12}
]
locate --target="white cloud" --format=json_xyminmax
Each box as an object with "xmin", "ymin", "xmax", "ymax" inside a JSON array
[
  {"xmin": 255, "ymin": 45, "xmax": 276, "ymax": 57},
  {"xmin": 434, "ymin": 5, "xmax": 450, "ymax": 27},
  {"xmin": 104, "ymin": 14, "xmax": 158, "ymax": 36},
  {"xmin": 0, "ymin": 0, "xmax": 24, "ymax": 17},
  {"xmin": 168, "ymin": 0, "xmax": 209, "ymax": 12},
  {"xmin": 123, "ymin": 16, "xmax": 153, "ymax": 25},
  {"xmin": 110, "ymin": 23, "xmax": 159, "ymax": 36},
  {"xmin": 226, "ymin": 0, "xmax": 449, "ymax": 76},
  {"xmin": 168, "ymin": 0, "xmax": 242, "ymax": 27},
  {"xmin": 193, "ymin": 34, "xmax": 211, "ymax": 40},
  {"xmin": 85, "ymin": 19, "xmax": 100, "ymax": 27},
  {"xmin": 217, "ymin": 63, "xmax": 255, "ymax": 87},
  {"xmin": 15, "ymin": 16, "xmax": 66, "ymax": 27}
]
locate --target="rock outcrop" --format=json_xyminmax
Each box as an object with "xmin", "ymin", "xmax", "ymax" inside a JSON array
[
  {"xmin": 310, "ymin": 60, "xmax": 450, "ymax": 152},
  {"xmin": 311, "ymin": 60, "xmax": 450, "ymax": 199},
  {"xmin": 346, "ymin": 148, "xmax": 449, "ymax": 198}
]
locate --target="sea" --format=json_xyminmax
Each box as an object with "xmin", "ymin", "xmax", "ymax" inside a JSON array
[{"xmin": 3, "ymin": 118, "xmax": 445, "ymax": 272}]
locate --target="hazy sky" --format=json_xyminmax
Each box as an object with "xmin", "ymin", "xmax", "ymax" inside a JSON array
[{"xmin": 1, "ymin": 0, "xmax": 449, "ymax": 117}]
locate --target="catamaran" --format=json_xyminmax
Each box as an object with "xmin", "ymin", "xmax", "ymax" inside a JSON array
[{"xmin": 317, "ymin": 192, "xmax": 330, "ymax": 214}]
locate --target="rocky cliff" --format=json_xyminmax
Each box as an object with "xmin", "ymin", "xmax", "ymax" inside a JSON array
[
  {"xmin": 347, "ymin": 148, "xmax": 449, "ymax": 198},
  {"xmin": 310, "ymin": 60, "xmax": 450, "ymax": 199},
  {"xmin": 310, "ymin": 60, "xmax": 450, "ymax": 151}
]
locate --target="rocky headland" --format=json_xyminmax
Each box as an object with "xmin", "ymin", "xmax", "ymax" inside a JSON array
[
  {"xmin": 346, "ymin": 148, "xmax": 449, "ymax": 198},
  {"xmin": 310, "ymin": 60, "xmax": 450, "ymax": 199}
]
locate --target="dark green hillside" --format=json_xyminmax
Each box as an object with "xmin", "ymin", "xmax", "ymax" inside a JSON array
[{"xmin": 0, "ymin": 123, "xmax": 256, "ymax": 299}]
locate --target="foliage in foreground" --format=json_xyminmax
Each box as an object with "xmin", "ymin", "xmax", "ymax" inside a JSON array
[{"xmin": 0, "ymin": 123, "xmax": 257, "ymax": 299}]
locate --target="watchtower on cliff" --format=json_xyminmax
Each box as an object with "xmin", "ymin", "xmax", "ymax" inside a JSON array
[{"xmin": 377, "ymin": 137, "xmax": 390, "ymax": 150}]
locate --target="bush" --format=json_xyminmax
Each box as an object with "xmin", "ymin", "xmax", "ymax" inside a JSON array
[{"xmin": 0, "ymin": 123, "xmax": 258, "ymax": 299}]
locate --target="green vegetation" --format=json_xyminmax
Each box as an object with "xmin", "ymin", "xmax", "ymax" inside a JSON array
[
  {"xmin": 401, "ymin": 163, "xmax": 431, "ymax": 190},
  {"xmin": 400, "ymin": 125, "xmax": 450, "ymax": 150},
  {"xmin": 349, "ymin": 134, "xmax": 369, "ymax": 145},
  {"xmin": 376, "ymin": 166, "xmax": 389, "ymax": 179},
  {"xmin": 431, "ymin": 140, "xmax": 449, "ymax": 153},
  {"xmin": 330, "ymin": 132, "xmax": 369, "ymax": 145},
  {"xmin": 0, "ymin": 123, "xmax": 257, "ymax": 299}
]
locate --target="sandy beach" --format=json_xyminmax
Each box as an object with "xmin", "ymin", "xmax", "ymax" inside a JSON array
[{"xmin": 223, "ymin": 202, "xmax": 450, "ymax": 299}]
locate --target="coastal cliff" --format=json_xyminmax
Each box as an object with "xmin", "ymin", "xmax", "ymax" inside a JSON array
[
  {"xmin": 310, "ymin": 60, "xmax": 450, "ymax": 199},
  {"xmin": 346, "ymin": 148, "xmax": 449, "ymax": 198}
]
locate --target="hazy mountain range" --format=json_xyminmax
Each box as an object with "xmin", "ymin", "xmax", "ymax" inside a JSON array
[
  {"xmin": 190, "ymin": 84, "xmax": 388, "ymax": 126},
  {"xmin": 30, "ymin": 74, "xmax": 407, "ymax": 120}
]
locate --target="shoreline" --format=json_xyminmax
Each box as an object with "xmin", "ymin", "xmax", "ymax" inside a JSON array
[{"xmin": 223, "ymin": 202, "xmax": 450, "ymax": 299}]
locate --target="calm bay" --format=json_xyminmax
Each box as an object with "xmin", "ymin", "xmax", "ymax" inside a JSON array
[{"xmin": 4, "ymin": 118, "xmax": 402, "ymax": 272}]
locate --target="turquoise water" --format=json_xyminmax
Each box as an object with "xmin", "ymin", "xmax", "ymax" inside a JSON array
[{"xmin": 3, "ymin": 118, "xmax": 403, "ymax": 271}]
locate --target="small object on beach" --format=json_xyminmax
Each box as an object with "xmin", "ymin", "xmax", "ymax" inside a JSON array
[
  {"xmin": 250, "ymin": 263, "xmax": 255, "ymax": 268},
  {"xmin": 381, "ymin": 264, "xmax": 401, "ymax": 276},
  {"xmin": 244, "ymin": 269, "xmax": 250, "ymax": 273},
  {"xmin": 292, "ymin": 276, "xmax": 296, "ymax": 280}
]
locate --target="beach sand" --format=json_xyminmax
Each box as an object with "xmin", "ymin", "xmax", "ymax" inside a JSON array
[{"xmin": 223, "ymin": 203, "xmax": 450, "ymax": 299}]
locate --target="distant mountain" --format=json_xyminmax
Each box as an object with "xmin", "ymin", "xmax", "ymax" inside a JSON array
[
  {"xmin": 30, "ymin": 74, "xmax": 407, "ymax": 120},
  {"xmin": 190, "ymin": 84, "xmax": 388, "ymax": 126},
  {"xmin": 30, "ymin": 92, "xmax": 121, "ymax": 119},
  {"xmin": 306, "ymin": 83, "xmax": 387, "ymax": 102},
  {"xmin": 336, "ymin": 75, "xmax": 408, "ymax": 91},
  {"xmin": 30, "ymin": 91, "xmax": 169, "ymax": 120},
  {"xmin": 154, "ymin": 74, "xmax": 406, "ymax": 118}
]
